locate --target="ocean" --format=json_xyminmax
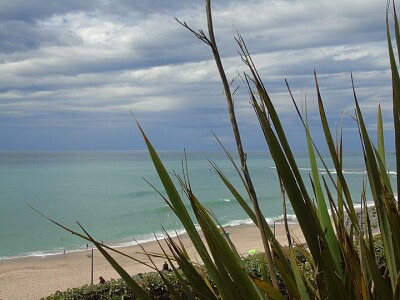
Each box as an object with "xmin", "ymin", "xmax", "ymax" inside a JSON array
[{"xmin": 0, "ymin": 151, "xmax": 396, "ymax": 260}]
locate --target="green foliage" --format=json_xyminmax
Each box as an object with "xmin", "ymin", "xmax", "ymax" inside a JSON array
[
  {"xmin": 44, "ymin": 272, "xmax": 183, "ymax": 300},
  {"xmin": 41, "ymin": 251, "xmax": 310, "ymax": 299},
  {"xmin": 44, "ymin": 240, "xmax": 388, "ymax": 299},
  {"xmin": 40, "ymin": 2, "xmax": 400, "ymax": 299},
  {"xmin": 44, "ymin": 278, "xmax": 135, "ymax": 300}
]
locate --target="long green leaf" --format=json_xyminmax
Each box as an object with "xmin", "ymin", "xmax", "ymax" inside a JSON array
[
  {"xmin": 305, "ymin": 103, "xmax": 341, "ymax": 271},
  {"xmin": 393, "ymin": 272, "xmax": 400, "ymax": 300},
  {"xmin": 237, "ymin": 38, "xmax": 310, "ymax": 204},
  {"xmin": 164, "ymin": 234, "xmax": 218, "ymax": 299},
  {"xmin": 314, "ymin": 72, "xmax": 358, "ymax": 226},
  {"xmin": 373, "ymin": 146, "xmax": 394, "ymax": 195},
  {"xmin": 28, "ymin": 205, "xmax": 155, "ymax": 269},
  {"xmin": 360, "ymin": 238, "xmax": 392, "ymax": 299},
  {"xmin": 152, "ymin": 237, "xmax": 190, "ymax": 300},
  {"xmin": 252, "ymin": 98, "xmax": 346, "ymax": 299},
  {"xmin": 251, "ymin": 276, "xmax": 286, "ymax": 300},
  {"xmin": 353, "ymin": 79, "xmax": 399, "ymax": 289},
  {"xmin": 383, "ymin": 193, "xmax": 400, "ymax": 265},
  {"xmin": 377, "ymin": 103, "xmax": 386, "ymax": 165},
  {"xmin": 77, "ymin": 222, "xmax": 151, "ymax": 300},
  {"xmin": 136, "ymin": 121, "xmax": 234, "ymax": 299},
  {"xmin": 288, "ymin": 249, "xmax": 311, "ymax": 300},
  {"xmin": 210, "ymin": 146, "xmax": 303, "ymax": 298},
  {"xmin": 189, "ymin": 191, "xmax": 263, "ymax": 299},
  {"xmin": 337, "ymin": 113, "xmax": 345, "ymax": 225},
  {"xmin": 387, "ymin": 4, "xmax": 400, "ymax": 207},
  {"xmin": 210, "ymin": 161, "xmax": 257, "ymax": 225}
]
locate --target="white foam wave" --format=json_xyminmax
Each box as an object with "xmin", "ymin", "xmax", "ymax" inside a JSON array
[
  {"xmin": 271, "ymin": 166, "xmax": 397, "ymax": 176},
  {"xmin": 298, "ymin": 167, "xmax": 312, "ymax": 172},
  {"xmin": 275, "ymin": 166, "xmax": 369, "ymax": 175},
  {"xmin": 222, "ymin": 218, "xmax": 254, "ymax": 227},
  {"xmin": 352, "ymin": 201, "xmax": 376, "ymax": 210},
  {"xmin": 10, "ymin": 194, "xmax": 399, "ymax": 261},
  {"xmin": 111, "ymin": 229, "xmax": 189, "ymax": 249},
  {"xmin": 266, "ymin": 214, "xmax": 298, "ymax": 224},
  {"xmin": 222, "ymin": 215, "xmax": 299, "ymax": 228},
  {"xmin": 0, "ymin": 247, "xmax": 85, "ymax": 261},
  {"xmin": 219, "ymin": 198, "xmax": 231, "ymax": 202}
]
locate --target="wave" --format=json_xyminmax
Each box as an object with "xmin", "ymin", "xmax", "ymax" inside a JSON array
[
  {"xmin": 0, "ymin": 213, "xmax": 299, "ymax": 261},
  {"xmin": 222, "ymin": 218, "xmax": 254, "ymax": 227},
  {"xmin": 220, "ymin": 198, "xmax": 231, "ymax": 202},
  {"xmin": 352, "ymin": 201, "xmax": 376, "ymax": 210},
  {"xmin": 152, "ymin": 204, "xmax": 171, "ymax": 212},
  {"xmin": 208, "ymin": 198, "xmax": 233, "ymax": 205},
  {"xmin": 124, "ymin": 190, "xmax": 157, "ymax": 198},
  {"xmin": 0, "ymin": 247, "xmax": 85, "ymax": 261},
  {"xmin": 351, "ymin": 195, "xmax": 398, "ymax": 210},
  {"xmin": 125, "ymin": 198, "xmax": 234, "ymax": 218},
  {"xmin": 298, "ymin": 167, "xmax": 367, "ymax": 175},
  {"xmin": 273, "ymin": 166, "xmax": 398, "ymax": 176},
  {"xmin": 207, "ymin": 168, "xmax": 232, "ymax": 172},
  {"xmin": 113, "ymin": 190, "xmax": 158, "ymax": 202},
  {"xmin": 7, "ymin": 195, "xmax": 398, "ymax": 261},
  {"xmin": 270, "ymin": 166, "xmax": 397, "ymax": 175},
  {"xmin": 267, "ymin": 214, "xmax": 298, "ymax": 224},
  {"xmin": 111, "ymin": 228, "xmax": 189, "ymax": 248}
]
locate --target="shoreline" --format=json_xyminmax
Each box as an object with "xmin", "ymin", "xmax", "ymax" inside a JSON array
[
  {"xmin": 0, "ymin": 217, "xmax": 299, "ymax": 262},
  {"xmin": 0, "ymin": 222, "xmax": 305, "ymax": 300},
  {"xmin": 0, "ymin": 204, "xmax": 381, "ymax": 299},
  {"xmin": 0, "ymin": 202, "xmax": 381, "ymax": 263}
]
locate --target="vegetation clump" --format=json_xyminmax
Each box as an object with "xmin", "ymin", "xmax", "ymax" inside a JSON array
[
  {"xmin": 44, "ymin": 272, "xmax": 182, "ymax": 300},
  {"xmin": 40, "ymin": 0, "xmax": 400, "ymax": 299},
  {"xmin": 45, "ymin": 240, "xmax": 387, "ymax": 299}
]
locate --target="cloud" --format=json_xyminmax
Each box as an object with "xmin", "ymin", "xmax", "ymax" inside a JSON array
[
  {"xmin": 0, "ymin": 1, "xmax": 91, "ymax": 22},
  {"xmin": 0, "ymin": 0, "xmax": 395, "ymax": 151}
]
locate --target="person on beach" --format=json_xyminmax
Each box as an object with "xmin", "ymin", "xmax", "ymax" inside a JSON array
[
  {"xmin": 99, "ymin": 276, "xmax": 106, "ymax": 284},
  {"xmin": 162, "ymin": 261, "xmax": 171, "ymax": 272}
]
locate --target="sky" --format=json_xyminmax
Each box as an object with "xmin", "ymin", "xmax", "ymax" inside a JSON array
[{"xmin": 0, "ymin": 0, "xmax": 396, "ymax": 152}]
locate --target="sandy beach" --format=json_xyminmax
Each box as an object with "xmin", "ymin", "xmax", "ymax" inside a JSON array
[{"xmin": 0, "ymin": 223, "xmax": 304, "ymax": 299}]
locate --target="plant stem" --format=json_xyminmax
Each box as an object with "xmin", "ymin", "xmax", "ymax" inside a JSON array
[{"xmin": 204, "ymin": 0, "xmax": 279, "ymax": 289}]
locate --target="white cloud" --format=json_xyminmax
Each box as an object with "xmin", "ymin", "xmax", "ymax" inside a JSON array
[{"xmin": 0, "ymin": 0, "xmax": 396, "ymax": 150}]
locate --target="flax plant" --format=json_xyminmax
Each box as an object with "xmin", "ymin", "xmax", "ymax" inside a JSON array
[{"xmin": 38, "ymin": 1, "xmax": 400, "ymax": 299}]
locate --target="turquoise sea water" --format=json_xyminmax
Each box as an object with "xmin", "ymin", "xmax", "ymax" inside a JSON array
[{"xmin": 0, "ymin": 151, "xmax": 396, "ymax": 260}]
